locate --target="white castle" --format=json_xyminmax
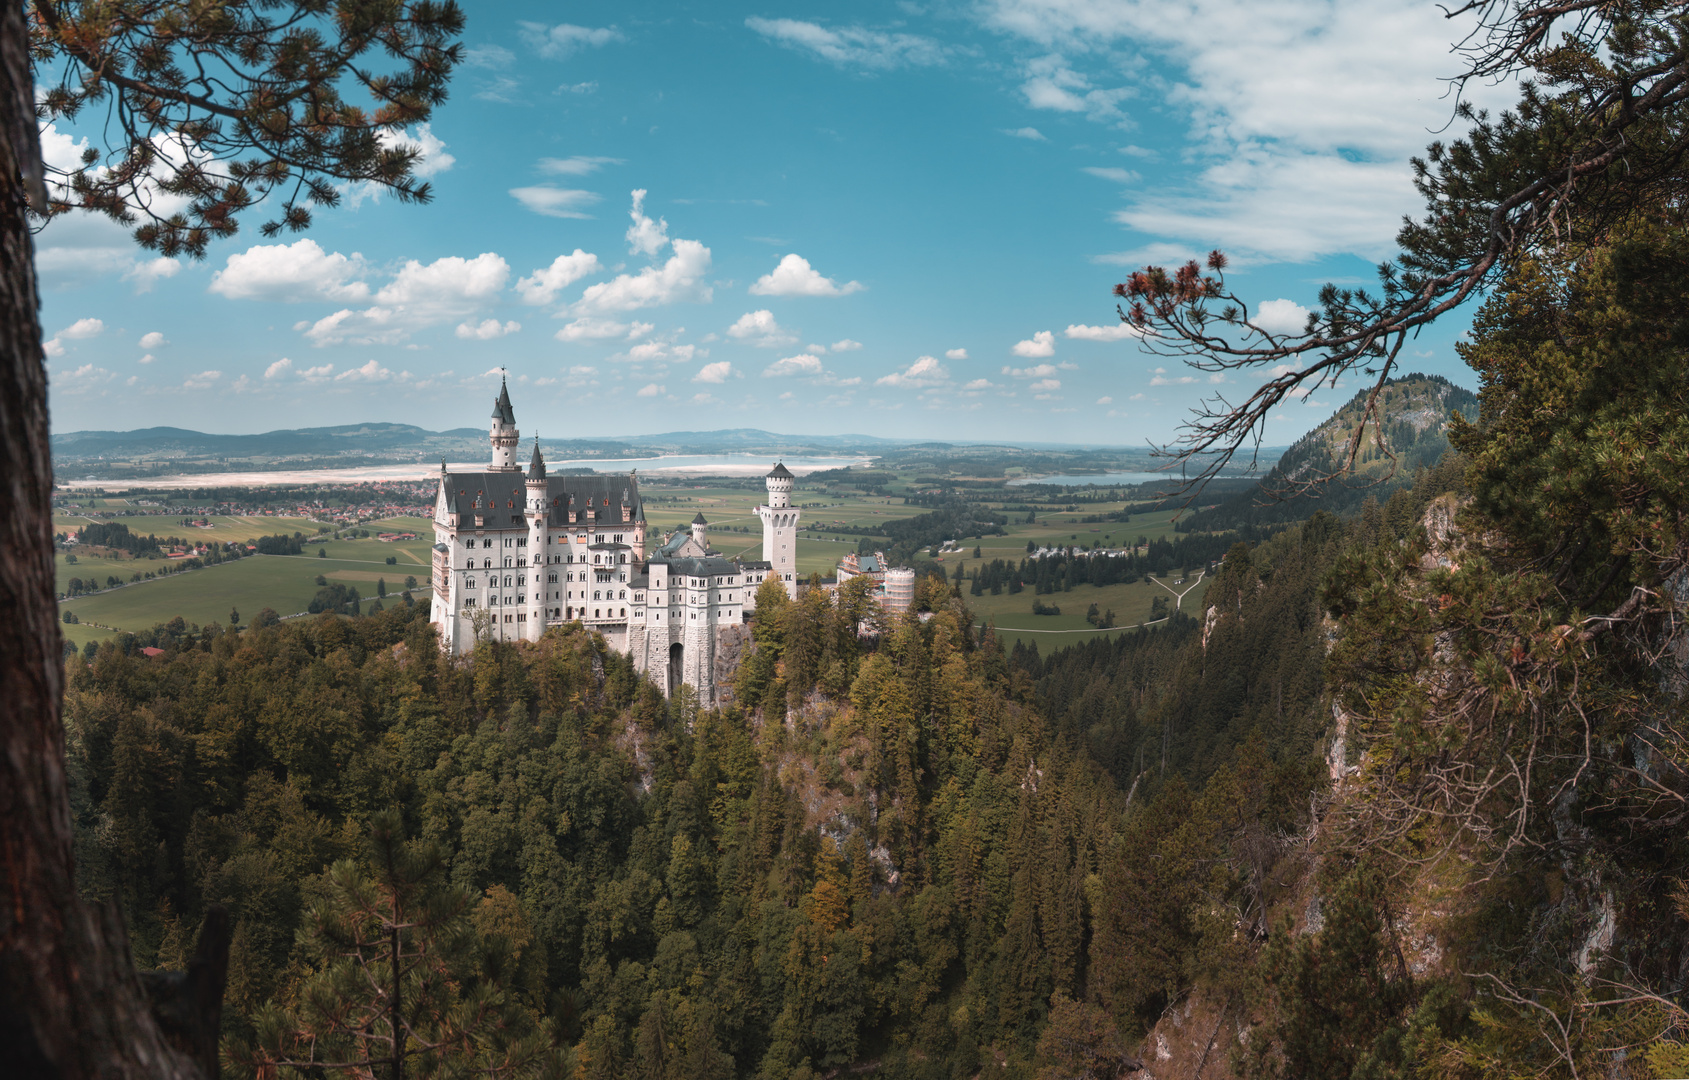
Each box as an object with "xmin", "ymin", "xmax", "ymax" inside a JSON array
[{"xmin": 428, "ymin": 380, "xmax": 801, "ymax": 705}]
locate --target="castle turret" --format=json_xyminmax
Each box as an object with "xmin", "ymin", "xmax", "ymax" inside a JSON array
[
  {"xmin": 755, "ymin": 462, "xmax": 799, "ymax": 596},
  {"xmin": 524, "ymin": 438, "xmax": 549, "ymax": 642},
  {"xmin": 691, "ymin": 511, "xmax": 709, "ymax": 552},
  {"xmin": 490, "ymin": 377, "xmax": 519, "ymax": 471}
]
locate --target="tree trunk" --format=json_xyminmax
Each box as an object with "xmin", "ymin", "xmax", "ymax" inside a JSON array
[{"xmin": 0, "ymin": 6, "xmax": 205, "ymax": 1078}]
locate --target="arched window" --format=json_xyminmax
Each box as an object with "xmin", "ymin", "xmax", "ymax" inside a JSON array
[
  {"xmin": 619, "ymin": 590, "xmax": 626, "ymax": 599},
  {"xmin": 505, "ymin": 576, "xmax": 512, "ymax": 587},
  {"xmin": 482, "ymin": 558, "xmax": 491, "ymax": 568},
  {"xmin": 466, "ymin": 579, "xmax": 476, "ymax": 589},
  {"xmin": 547, "ymin": 573, "xmax": 557, "ymax": 583},
  {"xmin": 593, "ymin": 590, "xmax": 601, "ymax": 600}
]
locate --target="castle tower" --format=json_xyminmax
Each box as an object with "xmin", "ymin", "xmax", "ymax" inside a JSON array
[
  {"xmin": 524, "ymin": 438, "xmax": 549, "ymax": 642},
  {"xmin": 490, "ymin": 377, "xmax": 519, "ymax": 471},
  {"xmin": 754, "ymin": 462, "xmax": 799, "ymax": 596},
  {"xmin": 691, "ymin": 511, "xmax": 709, "ymax": 552}
]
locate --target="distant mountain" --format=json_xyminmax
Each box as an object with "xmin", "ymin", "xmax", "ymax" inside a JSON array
[{"xmin": 1177, "ymin": 373, "xmax": 1478, "ymax": 532}]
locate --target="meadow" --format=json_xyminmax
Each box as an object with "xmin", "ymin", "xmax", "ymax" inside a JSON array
[{"xmin": 53, "ymin": 473, "xmax": 1223, "ymax": 654}]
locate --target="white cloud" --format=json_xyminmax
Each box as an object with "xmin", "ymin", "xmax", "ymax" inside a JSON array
[
  {"xmin": 980, "ymin": 0, "xmax": 1514, "ymax": 263},
  {"xmin": 303, "ymin": 253, "xmax": 510, "ymax": 346},
  {"xmin": 622, "ymin": 339, "xmax": 699, "ymax": 364},
  {"xmin": 876, "ymin": 355, "xmax": 950, "ymax": 388},
  {"xmin": 516, "ymin": 250, "xmax": 603, "ymax": 304},
  {"xmin": 555, "ymin": 318, "xmax": 653, "ymax": 342},
  {"xmin": 465, "ymin": 44, "xmax": 516, "ymax": 68},
  {"xmin": 694, "ymin": 361, "xmax": 734, "ymax": 383},
  {"xmin": 264, "ymin": 358, "xmax": 292, "ymax": 379},
  {"xmin": 763, "ymin": 354, "xmax": 825, "ymax": 378},
  {"xmin": 727, "ymin": 309, "xmax": 798, "ymax": 347},
  {"xmin": 1083, "ymin": 166, "xmax": 1140, "ymax": 183},
  {"xmin": 805, "ymin": 344, "xmax": 826, "ymax": 355},
  {"xmin": 573, "ymin": 239, "xmax": 712, "ymax": 313},
  {"xmin": 1002, "ymin": 362, "xmax": 1078, "ymax": 377},
  {"xmin": 380, "ymin": 124, "xmax": 455, "ymax": 179},
  {"xmin": 510, "ymin": 186, "xmax": 601, "ymax": 219},
  {"xmin": 1253, "ymin": 298, "xmax": 1312, "ymax": 335},
  {"xmin": 58, "ymin": 318, "xmax": 105, "ymax": 340},
  {"xmin": 1012, "ymin": 330, "xmax": 1056, "ymax": 358},
  {"xmin": 945, "ymin": 347, "xmax": 969, "ymax": 360},
  {"xmin": 626, "ymin": 189, "xmax": 669, "ymax": 256},
  {"xmin": 138, "ymin": 353, "xmax": 155, "ymax": 364},
  {"xmin": 138, "ymin": 331, "xmax": 167, "ymax": 348},
  {"xmin": 963, "ymin": 378, "xmax": 996, "ymax": 390},
  {"xmin": 1097, "ymin": 395, "xmax": 1114, "ymax": 404},
  {"xmin": 831, "ymin": 339, "xmax": 863, "ymax": 352},
  {"xmin": 210, "ymin": 239, "xmax": 370, "ymax": 302},
  {"xmin": 123, "ymin": 257, "xmax": 181, "ymax": 293},
  {"xmin": 1005, "ymin": 126, "xmax": 1048, "ymax": 140},
  {"xmin": 635, "ymin": 382, "xmax": 664, "ymax": 398},
  {"xmin": 519, "ymin": 22, "xmax": 623, "ymax": 58},
  {"xmin": 183, "ymin": 370, "xmax": 221, "ymax": 389},
  {"xmin": 1021, "ymin": 54, "xmax": 1129, "ymax": 123},
  {"xmin": 749, "ymin": 253, "xmax": 863, "ymax": 297},
  {"xmin": 539, "ymin": 155, "xmax": 624, "ymax": 176},
  {"xmin": 745, "ymin": 17, "xmax": 946, "ymax": 68},
  {"xmin": 1151, "ymin": 373, "xmax": 1198, "ymax": 385},
  {"xmin": 457, "ymin": 319, "xmax": 521, "ymax": 340},
  {"xmin": 1030, "ymin": 378, "xmax": 1062, "ymax": 391},
  {"xmin": 336, "ymin": 360, "xmax": 400, "ymax": 382},
  {"xmin": 1065, "ymin": 322, "xmax": 1143, "ymax": 341}
]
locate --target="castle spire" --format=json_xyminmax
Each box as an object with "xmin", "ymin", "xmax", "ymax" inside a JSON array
[
  {"xmin": 493, "ymin": 374, "xmax": 516, "ymax": 424},
  {"xmin": 527, "ymin": 436, "xmax": 546, "ymax": 480}
]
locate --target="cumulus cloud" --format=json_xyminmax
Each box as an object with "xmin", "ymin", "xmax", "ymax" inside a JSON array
[
  {"xmin": 745, "ymin": 17, "xmax": 946, "ymax": 68},
  {"xmin": 43, "ymin": 317, "xmax": 104, "ymax": 357},
  {"xmin": 183, "ymin": 370, "xmax": 221, "ymax": 389},
  {"xmin": 138, "ymin": 331, "xmax": 166, "ymax": 348},
  {"xmin": 763, "ymin": 354, "xmax": 824, "ymax": 378},
  {"xmin": 138, "ymin": 354, "xmax": 155, "ymax": 364},
  {"xmin": 1065, "ymin": 322, "xmax": 1143, "ymax": 341},
  {"xmin": 1002, "ymin": 362, "xmax": 1078, "ymax": 377},
  {"xmin": 574, "ymin": 239, "xmax": 712, "ymax": 313},
  {"xmin": 1021, "ymin": 54, "xmax": 1129, "ymax": 123},
  {"xmin": 516, "ymin": 249, "xmax": 603, "ymax": 304},
  {"xmin": 210, "ymin": 239, "xmax": 369, "ymax": 302},
  {"xmin": 555, "ymin": 318, "xmax": 652, "ymax": 342},
  {"xmin": 539, "ymin": 155, "xmax": 624, "ymax": 176},
  {"xmin": 264, "ymin": 358, "xmax": 293, "ymax": 379},
  {"xmin": 509, "ymin": 186, "xmax": 601, "ymax": 219},
  {"xmin": 727, "ymin": 310, "xmax": 798, "ymax": 347},
  {"xmin": 831, "ymin": 339, "xmax": 863, "ymax": 352},
  {"xmin": 519, "ymin": 22, "xmax": 622, "ymax": 58},
  {"xmin": 1012, "ymin": 330, "xmax": 1056, "ymax": 358},
  {"xmin": 963, "ymin": 378, "xmax": 997, "ymax": 391},
  {"xmin": 1030, "ymin": 378, "xmax": 1062, "ymax": 392},
  {"xmin": 457, "ymin": 319, "xmax": 521, "ymax": 340},
  {"xmin": 302, "ymin": 253, "xmax": 510, "ymax": 346},
  {"xmin": 626, "ymin": 189, "xmax": 669, "ymax": 256},
  {"xmin": 945, "ymin": 347, "xmax": 969, "ymax": 360},
  {"xmin": 1097, "ymin": 395, "xmax": 1114, "ymax": 404},
  {"xmin": 1005, "ymin": 126, "xmax": 1048, "ymax": 140},
  {"xmin": 336, "ymin": 360, "xmax": 400, "ymax": 382},
  {"xmin": 876, "ymin": 355, "xmax": 950, "ymax": 388},
  {"xmin": 694, "ymin": 361, "xmax": 734, "ymax": 383},
  {"xmin": 380, "ymin": 124, "xmax": 455, "ymax": 179},
  {"xmin": 749, "ymin": 253, "xmax": 863, "ymax": 297},
  {"xmin": 624, "ymin": 340, "xmax": 699, "ymax": 363},
  {"xmin": 1253, "ymin": 298, "xmax": 1313, "ymax": 335},
  {"xmin": 123, "ymin": 257, "xmax": 181, "ymax": 293},
  {"xmin": 1151, "ymin": 372, "xmax": 1198, "ymax": 385},
  {"xmin": 635, "ymin": 382, "xmax": 664, "ymax": 398}
]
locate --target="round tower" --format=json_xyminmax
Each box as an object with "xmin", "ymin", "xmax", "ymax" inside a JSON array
[
  {"xmin": 691, "ymin": 511, "xmax": 709, "ymax": 552},
  {"xmin": 524, "ymin": 438, "xmax": 549, "ymax": 642},
  {"xmin": 490, "ymin": 376, "xmax": 519, "ymax": 471},
  {"xmin": 755, "ymin": 462, "xmax": 799, "ymax": 596}
]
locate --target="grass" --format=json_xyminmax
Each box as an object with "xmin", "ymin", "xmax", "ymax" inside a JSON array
[{"xmin": 959, "ymin": 574, "xmax": 1211, "ymax": 655}]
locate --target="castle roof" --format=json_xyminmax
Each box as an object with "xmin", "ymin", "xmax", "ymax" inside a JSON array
[
  {"xmin": 692, "ymin": 511, "xmax": 708, "ymax": 525},
  {"xmin": 651, "ymin": 555, "xmax": 743, "ymax": 578},
  {"xmin": 527, "ymin": 439, "xmax": 546, "ymax": 480},
  {"xmin": 492, "ymin": 378, "xmax": 515, "ymax": 424},
  {"xmin": 440, "ymin": 470, "xmax": 641, "ymax": 528},
  {"xmin": 767, "ymin": 462, "xmax": 794, "ymax": 480}
]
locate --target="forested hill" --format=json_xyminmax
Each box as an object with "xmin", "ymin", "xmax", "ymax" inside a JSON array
[{"xmin": 1177, "ymin": 373, "xmax": 1476, "ymax": 532}]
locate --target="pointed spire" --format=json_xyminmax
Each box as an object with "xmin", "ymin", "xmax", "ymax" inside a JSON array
[
  {"xmin": 527, "ymin": 435, "xmax": 546, "ymax": 480},
  {"xmin": 492, "ymin": 373, "xmax": 516, "ymax": 424}
]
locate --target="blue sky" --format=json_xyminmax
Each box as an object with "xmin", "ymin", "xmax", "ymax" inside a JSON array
[{"xmin": 36, "ymin": 1, "xmax": 1501, "ymax": 445}]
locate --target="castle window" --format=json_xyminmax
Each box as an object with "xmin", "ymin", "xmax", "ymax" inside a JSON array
[
  {"xmin": 517, "ymin": 612, "xmax": 526, "ymax": 622},
  {"xmin": 619, "ymin": 590, "xmax": 626, "ymax": 599},
  {"xmin": 504, "ymin": 558, "xmax": 512, "ymax": 568},
  {"xmin": 505, "ymin": 577, "xmax": 512, "ymax": 587},
  {"xmin": 547, "ymin": 573, "xmax": 557, "ymax": 583},
  {"xmin": 464, "ymin": 598, "xmax": 475, "ymax": 608},
  {"xmin": 593, "ymin": 590, "xmax": 601, "ymax": 600},
  {"xmin": 482, "ymin": 539, "xmax": 492, "ymax": 548},
  {"xmin": 483, "ymin": 559, "xmax": 491, "ymax": 568},
  {"xmin": 517, "ymin": 537, "xmax": 526, "ymax": 547},
  {"xmin": 613, "ymin": 534, "xmax": 623, "ymax": 543},
  {"xmin": 490, "ymin": 596, "xmax": 499, "ymax": 606},
  {"xmin": 621, "ymin": 608, "xmax": 626, "ymax": 617},
  {"xmin": 466, "ymin": 579, "xmax": 476, "ymax": 588}
]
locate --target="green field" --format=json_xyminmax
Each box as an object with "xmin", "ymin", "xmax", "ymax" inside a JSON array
[
  {"xmin": 58, "ymin": 518, "xmax": 439, "ymax": 634},
  {"xmin": 52, "ymin": 478, "xmax": 1219, "ymax": 656}
]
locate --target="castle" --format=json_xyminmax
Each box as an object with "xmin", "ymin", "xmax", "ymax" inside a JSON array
[{"xmin": 429, "ymin": 380, "xmax": 802, "ymax": 706}]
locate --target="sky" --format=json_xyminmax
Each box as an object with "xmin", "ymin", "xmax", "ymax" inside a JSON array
[{"xmin": 35, "ymin": 0, "xmax": 1507, "ymax": 446}]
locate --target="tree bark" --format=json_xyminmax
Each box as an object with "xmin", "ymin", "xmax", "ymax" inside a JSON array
[{"xmin": 0, "ymin": 6, "xmax": 203, "ymax": 1077}]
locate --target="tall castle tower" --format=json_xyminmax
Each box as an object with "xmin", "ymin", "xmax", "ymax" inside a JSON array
[
  {"xmin": 490, "ymin": 377, "xmax": 519, "ymax": 471},
  {"xmin": 755, "ymin": 462, "xmax": 798, "ymax": 596},
  {"xmin": 524, "ymin": 438, "xmax": 549, "ymax": 642}
]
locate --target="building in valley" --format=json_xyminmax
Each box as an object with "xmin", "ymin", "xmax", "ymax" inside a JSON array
[{"xmin": 429, "ymin": 381, "xmax": 790, "ymax": 706}]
